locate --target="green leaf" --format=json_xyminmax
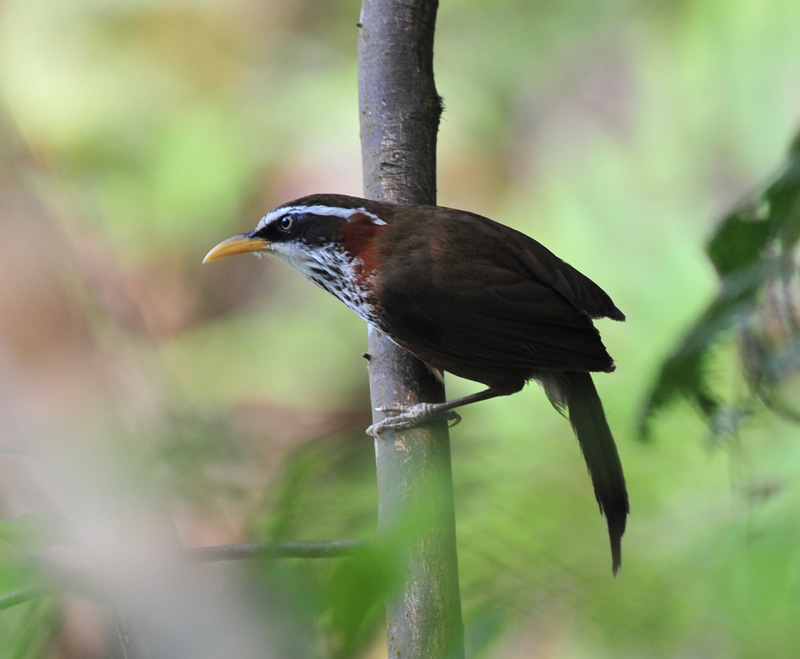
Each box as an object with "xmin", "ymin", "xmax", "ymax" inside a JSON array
[
  {"xmin": 641, "ymin": 128, "xmax": 800, "ymax": 438},
  {"xmin": 707, "ymin": 203, "xmax": 771, "ymax": 278},
  {"xmin": 0, "ymin": 513, "xmax": 76, "ymax": 555},
  {"xmin": 0, "ymin": 586, "xmax": 54, "ymax": 611}
]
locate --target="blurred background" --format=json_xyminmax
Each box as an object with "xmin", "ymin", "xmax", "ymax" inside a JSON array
[{"xmin": 1, "ymin": 0, "xmax": 800, "ymax": 657}]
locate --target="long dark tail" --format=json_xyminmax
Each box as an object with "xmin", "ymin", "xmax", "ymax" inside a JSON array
[{"xmin": 562, "ymin": 371, "xmax": 629, "ymax": 574}]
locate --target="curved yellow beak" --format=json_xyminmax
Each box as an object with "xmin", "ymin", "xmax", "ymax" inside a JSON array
[{"xmin": 203, "ymin": 234, "xmax": 271, "ymax": 263}]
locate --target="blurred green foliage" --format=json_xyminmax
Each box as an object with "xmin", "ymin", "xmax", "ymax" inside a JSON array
[
  {"xmin": 642, "ymin": 135, "xmax": 800, "ymax": 437},
  {"xmin": 1, "ymin": 0, "xmax": 800, "ymax": 657}
]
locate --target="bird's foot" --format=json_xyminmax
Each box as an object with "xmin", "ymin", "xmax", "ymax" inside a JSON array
[{"xmin": 366, "ymin": 403, "xmax": 461, "ymax": 437}]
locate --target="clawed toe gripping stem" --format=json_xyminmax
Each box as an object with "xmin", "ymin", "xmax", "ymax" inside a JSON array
[{"xmin": 366, "ymin": 403, "xmax": 461, "ymax": 437}]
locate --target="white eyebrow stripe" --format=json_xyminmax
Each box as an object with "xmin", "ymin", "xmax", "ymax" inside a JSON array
[{"xmin": 256, "ymin": 204, "xmax": 387, "ymax": 229}]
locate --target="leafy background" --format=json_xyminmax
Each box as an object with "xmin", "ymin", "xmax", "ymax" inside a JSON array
[{"xmin": 2, "ymin": 0, "xmax": 800, "ymax": 657}]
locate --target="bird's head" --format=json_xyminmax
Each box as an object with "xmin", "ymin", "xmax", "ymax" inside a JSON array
[{"xmin": 203, "ymin": 194, "xmax": 389, "ymax": 319}]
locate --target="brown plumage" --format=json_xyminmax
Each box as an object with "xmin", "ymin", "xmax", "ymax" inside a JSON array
[{"xmin": 204, "ymin": 194, "xmax": 629, "ymax": 573}]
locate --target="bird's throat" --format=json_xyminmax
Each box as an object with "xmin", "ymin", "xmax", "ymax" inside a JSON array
[{"xmin": 302, "ymin": 243, "xmax": 380, "ymax": 325}]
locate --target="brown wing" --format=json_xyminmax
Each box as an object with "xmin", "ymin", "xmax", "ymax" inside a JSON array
[{"xmin": 373, "ymin": 208, "xmax": 621, "ymax": 389}]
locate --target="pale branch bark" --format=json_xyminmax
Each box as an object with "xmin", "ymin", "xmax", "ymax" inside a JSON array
[{"xmin": 358, "ymin": 1, "xmax": 465, "ymax": 658}]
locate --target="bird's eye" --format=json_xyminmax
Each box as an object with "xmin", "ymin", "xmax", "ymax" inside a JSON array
[{"xmin": 278, "ymin": 215, "xmax": 296, "ymax": 232}]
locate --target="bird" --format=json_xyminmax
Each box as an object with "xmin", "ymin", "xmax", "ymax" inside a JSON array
[{"xmin": 204, "ymin": 193, "xmax": 629, "ymax": 573}]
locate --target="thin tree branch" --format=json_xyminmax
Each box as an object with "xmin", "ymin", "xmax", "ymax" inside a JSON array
[
  {"xmin": 184, "ymin": 539, "xmax": 369, "ymax": 562},
  {"xmin": 358, "ymin": 1, "xmax": 465, "ymax": 657}
]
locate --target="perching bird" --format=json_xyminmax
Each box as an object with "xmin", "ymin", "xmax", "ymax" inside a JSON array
[{"xmin": 204, "ymin": 194, "xmax": 629, "ymax": 573}]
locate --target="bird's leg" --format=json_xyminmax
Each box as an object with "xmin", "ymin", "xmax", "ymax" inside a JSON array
[{"xmin": 366, "ymin": 388, "xmax": 504, "ymax": 437}]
